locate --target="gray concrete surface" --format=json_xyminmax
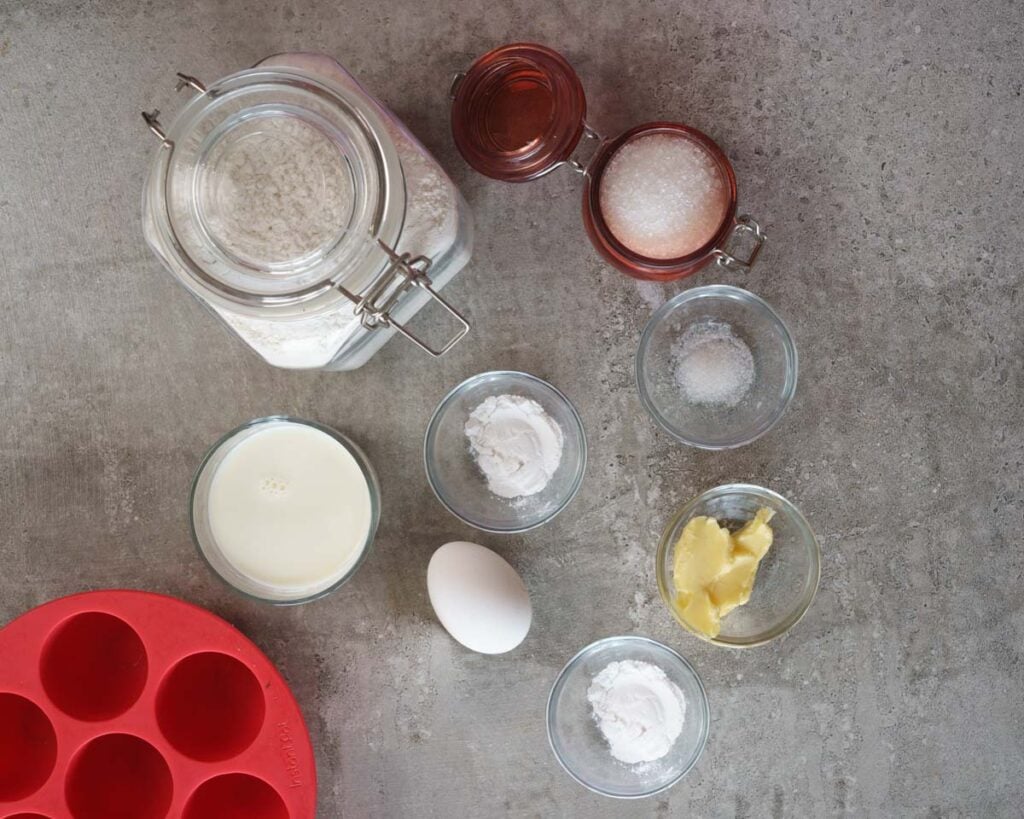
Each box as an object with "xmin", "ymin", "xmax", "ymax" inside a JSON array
[{"xmin": 1, "ymin": 0, "xmax": 1022, "ymax": 816}]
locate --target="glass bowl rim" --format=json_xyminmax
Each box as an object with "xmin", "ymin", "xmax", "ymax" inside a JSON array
[
  {"xmin": 422, "ymin": 370, "xmax": 588, "ymax": 534},
  {"xmin": 188, "ymin": 415, "xmax": 381, "ymax": 605},
  {"xmin": 655, "ymin": 483, "xmax": 821, "ymax": 648},
  {"xmin": 635, "ymin": 284, "xmax": 798, "ymax": 450},
  {"xmin": 545, "ymin": 634, "xmax": 711, "ymax": 799}
]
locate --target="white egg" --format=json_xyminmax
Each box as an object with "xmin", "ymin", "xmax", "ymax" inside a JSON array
[{"xmin": 426, "ymin": 541, "xmax": 532, "ymax": 655}]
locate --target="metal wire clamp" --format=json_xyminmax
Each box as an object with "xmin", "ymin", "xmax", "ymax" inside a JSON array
[{"xmin": 335, "ymin": 241, "xmax": 471, "ymax": 357}]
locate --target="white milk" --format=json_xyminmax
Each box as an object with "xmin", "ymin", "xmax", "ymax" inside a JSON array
[{"xmin": 207, "ymin": 422, "xmax": 373, "ymax": 594}]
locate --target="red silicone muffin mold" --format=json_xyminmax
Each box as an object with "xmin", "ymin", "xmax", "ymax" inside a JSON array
[{"xmin": 0, "ymin": 590, "xmax": 316, "ymax": 819}]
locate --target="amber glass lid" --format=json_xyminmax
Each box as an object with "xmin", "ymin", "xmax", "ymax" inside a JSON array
[{"xmin": 450, "ymin": 43, "xmax": 586, "ymax": 182}]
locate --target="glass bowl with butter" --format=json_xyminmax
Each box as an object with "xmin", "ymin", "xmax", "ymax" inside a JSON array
[{"xmin": 656, "ymin": 484, "xmax": 820, "ymax": 647}]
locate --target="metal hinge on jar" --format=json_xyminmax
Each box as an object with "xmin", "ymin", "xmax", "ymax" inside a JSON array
[
  {"xmin": 141, "ymin": 73, "xmax": 208, "ymax": 148},
  {"xmin": 335, "ymin": 241, "xmax": 470, "ymax": 357},
  {"xmin": 713, "ymin": 216, "xmax": 767, "ymax": 273}
]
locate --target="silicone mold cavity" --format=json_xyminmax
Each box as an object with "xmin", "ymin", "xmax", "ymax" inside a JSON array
[
  {"xmin": 0, "ymin": 693, "xmax": 57, "ymax": 801},
  {"xmin": 183, "ymin": 773, "xmax": 289, "ymax": 819},
  {"xmin": 156, "ymin": 652, "xmax": 266, "ymax": 761},
  {"xmin": 65, "ymin": 734, "xmax": 172, "ymax": 819},
  {"xmin": 40, "ymin": 612, "xmax": 147, "ymax": 721}
]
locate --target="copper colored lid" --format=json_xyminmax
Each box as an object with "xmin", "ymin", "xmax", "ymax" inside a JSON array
[{"xmin": 450, "ymin": 43, "xmax": 586, "ymax": 182}]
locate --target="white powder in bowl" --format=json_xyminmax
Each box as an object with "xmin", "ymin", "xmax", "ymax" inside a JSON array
[
  {"xmin": 464, "ymin": 395, "xmax": 564, "ymax": 499},
  {"xmin": 599, "ymin": 133, "xmax": 729, "ymax": 259},
  {"xmin": 587, "ymin": 659, "xmax": 687, "ymax": 765},
  {"xmin": 673, "ymin": 321, "xmax": 755, "ymax": 407}
]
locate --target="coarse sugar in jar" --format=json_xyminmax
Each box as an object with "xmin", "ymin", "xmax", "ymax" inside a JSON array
[
  {"xmin": 597, "ymin": 131, "xmax": 730, "ymax": 260},
  {"xmin": 450, "ymin": 43, "xmax": 764, "ymax": 281},
  {"xmin": 142, "ymin": 53, "xmax": 473, "ymax": 370}
]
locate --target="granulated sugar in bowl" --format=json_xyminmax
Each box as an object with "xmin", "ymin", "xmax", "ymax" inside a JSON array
[
  {"xmin": 672, "ymin": 321, "xmax": 755, "ymax": 407},
  {"xmin": 636, "ymin": 286, "xmax": 798, "ymax": 449}
]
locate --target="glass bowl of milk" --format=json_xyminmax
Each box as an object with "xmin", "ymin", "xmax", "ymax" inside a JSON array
[{"xmin": 190, "ymin": 416, "xmax": 380, "ymax": 604}]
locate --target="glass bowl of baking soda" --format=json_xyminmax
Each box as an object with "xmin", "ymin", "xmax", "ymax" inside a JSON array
[
  {"xmin": 636, "ymin": 285, "xmax": 798, "ymax": 449},
  {"xmin": 547, "ymin": 636, "xmax": 710, "ymax": 798},
  {"xmin": 424, "ymin": 371, "xmax": 587, "ymax": 533}
]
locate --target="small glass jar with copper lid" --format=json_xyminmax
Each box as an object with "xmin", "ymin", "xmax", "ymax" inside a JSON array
[{"xmin": 450, "ymin": 44, "xmax": 764, "ymax": 281}]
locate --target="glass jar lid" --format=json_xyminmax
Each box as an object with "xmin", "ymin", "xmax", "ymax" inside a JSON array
[
  {"xmin": 450, "ymin": 43, "xmax": 586, "ymax": 182},
  {"xmin": 147, "ymin": 67, "xmax": 405, "ymax": 309}
]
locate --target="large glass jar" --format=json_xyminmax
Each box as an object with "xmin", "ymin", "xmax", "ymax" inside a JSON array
[{"xmin": 142, "ymin": 53, "xmax": 473, "ymax": 370}]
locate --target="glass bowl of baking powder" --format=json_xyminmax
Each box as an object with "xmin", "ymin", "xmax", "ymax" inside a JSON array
[
  {"xmin": 547, "ymin": 635, "xmax": 710, "ymax": 798},
  {"xmin": 424, "ymin": 371, "xmax": 586, "ymax": 533}
]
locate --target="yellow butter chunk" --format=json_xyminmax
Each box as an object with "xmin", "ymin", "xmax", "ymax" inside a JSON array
[{"xmin": 672, "ymin": 507, "xmax": 775, "ymax": 638}]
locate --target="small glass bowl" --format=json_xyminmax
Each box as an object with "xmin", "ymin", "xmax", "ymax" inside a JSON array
[
  {"xmin": 423, "ymin": 371, "xmax": 587, "ymax": 533},
  {"xmin": 656, "ymin": 484, "xmax": 820, "ymax": 647},
  {"xmin": 636, "ymin": 285, "xmax": 797, "ymax": 449},
  {"xmin": 546, "ymin": 636, "xmax": 710, "ymax": 799},
  {"xmin": 190, "ymin": 416, "xmax": 380, "ymax": 605}
]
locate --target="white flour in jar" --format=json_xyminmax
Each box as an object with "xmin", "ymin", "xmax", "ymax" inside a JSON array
[
  {"xmin": 207, "ymin": 53, "xmax": 460, "ymax": 369},
  {"xmin": 200, "ymin": 115, "xmax": 354, "ymax": 265}
]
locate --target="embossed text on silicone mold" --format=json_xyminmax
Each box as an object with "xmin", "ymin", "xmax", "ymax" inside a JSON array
[{"xmin": 278, "ymin": 721, "xmax": 303, "ymax": 788}]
